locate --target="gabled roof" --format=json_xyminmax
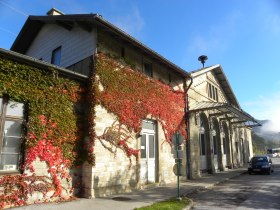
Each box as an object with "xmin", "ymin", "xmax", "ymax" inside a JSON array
[
  {"xmin": 11, "ymin": 12, "xmax": 191, "ymax": 79},
  {"xmin": 189, "ymin": 65, "xmax": 260, "ymax": 127},
  {"xmin": 0, "ymin": 48, "xmax": 88, "ymax": 81},
  {"xmin": 190, "ymin": 64, "xmax": 240, "ymax": 108}
]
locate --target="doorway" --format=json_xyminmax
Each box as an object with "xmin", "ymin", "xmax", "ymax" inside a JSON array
[
  {"xmin": 222, "ymin": 122, "xmax": 231, "ymax": 168},
  {"xmin": 200, "ymin": 132, "xmax": 207, "ymax": 170},
  {"xmin": 140, "ymin": 120, "xmax": 157, "ymax": 183},
  {"xmin": 199, "ymin": 113, "xmax": 210, "ymax": 172}
]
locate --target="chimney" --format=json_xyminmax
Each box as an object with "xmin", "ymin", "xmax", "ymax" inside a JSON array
[{"xmin": 47, "ymin": 8, "xmax": 65, "ymax": 16}]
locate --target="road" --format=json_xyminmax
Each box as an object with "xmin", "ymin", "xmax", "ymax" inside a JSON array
[{"xmin": 189, "ymin": 157, "xmax": 280, "ymax": 210}]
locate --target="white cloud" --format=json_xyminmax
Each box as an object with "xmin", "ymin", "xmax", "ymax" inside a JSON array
[
  {"xmin": 255, "ymin": 1, "xmax": 280, "ymax": 36},
  {"xmin": 265, "ymin": 14, "xmax": 280, "ymax": 36},
  {"xmin": 186, "ymin": 11, "xmax": 241, "ymax": 55},
  {"xmin": 244, "ymin": 91, "xmax": 280, "ymax": 132},
  {"xmin": 111, "ymin": 7, "xmax": 145, "ymax": 38},
  {"xmin": 181, "ymin": 11, "xmax": 242, "ymax": 70}
]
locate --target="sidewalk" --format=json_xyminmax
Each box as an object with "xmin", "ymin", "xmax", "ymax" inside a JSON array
[{"xmin": 14, "ymin": 168, "xmax": 247, "ymax": 210}]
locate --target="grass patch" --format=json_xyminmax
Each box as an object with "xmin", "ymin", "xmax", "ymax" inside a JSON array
[{"xmin": 134, "ymin": 197, "xmax": 191, "ymax": 210}]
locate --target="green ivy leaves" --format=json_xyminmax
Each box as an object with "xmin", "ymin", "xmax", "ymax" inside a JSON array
[{"xmin": 0, "ymin": 56, "xmax": 85, "ymax": 165}]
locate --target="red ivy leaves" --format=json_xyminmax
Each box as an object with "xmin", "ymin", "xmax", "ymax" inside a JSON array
[
  {"xmin": 95, "ymin": 53, "xmax": 187, "ymax": 143},
  {"xmin": 0, "ymin": 174, "xmax": 54, "ymax": 209},
  {"xmin": 25, "ymin": 115, "xmax": 71, "ymax": 198},
  {"xmin": 0, "ymin": 58, "xmax": 85, "ymax": 209},
  {"xmin": 0, "ymin": 116, "xmax": 72, "ymax": 209}
]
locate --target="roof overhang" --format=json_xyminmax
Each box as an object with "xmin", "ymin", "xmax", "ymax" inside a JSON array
[
  {"xmin": 190, "ymin": 101, "xmax": 261, "ymax": 128},
  {"xmin": 0, "ymin": 48, "xmax": 88, "ymax": 82},
  {"xmin": 11, "ymin": 14, "xmax": 191, "ymax": 79}
]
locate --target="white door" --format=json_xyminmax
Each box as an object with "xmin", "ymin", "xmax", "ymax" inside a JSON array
[
  {"xmin": 222, "ymin": 137, "xmax": 227, "ymax": 168},
  {"xmin": 200, "ymin": 133, "xmax": 207, "ymax": 170},
  {"xmin": 140, "ymin": 121, "xmax": 156, "ymax": 184},
  {"xmin": 140, "ymin": 133, "xmax": 155, "ymax": 183}
]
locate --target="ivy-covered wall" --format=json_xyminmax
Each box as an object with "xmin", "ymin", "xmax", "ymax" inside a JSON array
[
  {"xmin": 0, "ymin": 56, "xmax": 87, "ymax": 209},
  {"xmin": 82, "ymin": 52, "xmax": 187, "ymax": 197},
  {"xmin": 97, "ymin": 29, "xmax": 185, "ymax": 89},
  {"xmin": 95, "ymin": 53, "xmax": 186, "ymax": 140}
]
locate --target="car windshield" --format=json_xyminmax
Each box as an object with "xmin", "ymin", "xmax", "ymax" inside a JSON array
[{"xmin": 251, "ymin": 157, "xmax": 268, "ymax": 163}]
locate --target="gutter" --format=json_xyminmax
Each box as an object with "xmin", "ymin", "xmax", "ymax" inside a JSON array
[
  {"xmin": 0, "ymin": 48, "xmax": 88, "ymax": 82},
  {"xmin": 93, "ymin": 15, "xmax": 191, "ymax": 78},
  {"xmin": 184, "ymin": 76, "xmax": 193, "ymax": 179}
]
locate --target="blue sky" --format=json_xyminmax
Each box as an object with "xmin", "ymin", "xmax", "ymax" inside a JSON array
[{"xmin": 1, "ymin": 0, "xmax": 280, "ymax": 131}]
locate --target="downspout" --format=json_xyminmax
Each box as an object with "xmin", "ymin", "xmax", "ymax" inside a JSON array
[{"xmin": 184, "ymin": 76, "xmax": 193, "ymax": 180}]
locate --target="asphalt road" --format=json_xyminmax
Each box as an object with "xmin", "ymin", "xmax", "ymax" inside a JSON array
[{"xmin": 190, "ymin": 157, "xmax": 280, "ymax": 210}]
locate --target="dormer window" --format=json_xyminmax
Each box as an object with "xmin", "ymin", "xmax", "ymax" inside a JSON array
[
  {"xmin": 208, "ymin": 83, "xmax": 218, "ymax": 101},
  {"xmin": 51, "ymin": 46, "xmax": 62, "ymax": 65}
]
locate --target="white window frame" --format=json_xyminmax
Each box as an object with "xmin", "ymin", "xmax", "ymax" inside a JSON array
[
  {"xmin": 208, "ymin": 83, "xmax": 218, "ymax": 101},
  {"xmin": 0, "ymin": 97, "xmax": 24, "ymax": 173}
]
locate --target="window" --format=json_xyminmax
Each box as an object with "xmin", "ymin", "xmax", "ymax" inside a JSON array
[
  {"xmin": 251, "ymin": 156, "xmax": 268, "ymax": 164},
  {"xmin": 121, "ymin": 47, "xmax": 125, "ymax": 58},
  {"xmin": 0, "ymin": 97, "xmax": 24, "ymax": 172},
  {"xmin": 141, "ymin": 135, "xmax": 146, "ymax": 158},
  {"xmin": 168, "ymin": 73, "xmax": 172, "ymax": 83},
  {"xmin": 51, "ymin": 46, "xmax": 62, "ymax": 65},
  {"xmin": 208, "ymin": 83, "xmax": 218, "ymax": 101},
  {"xmin": 143, "ymin": 62, "xmax": 153, "ymax": 77}
]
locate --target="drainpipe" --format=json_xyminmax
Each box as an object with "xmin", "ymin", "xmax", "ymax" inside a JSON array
[{"xmin": 184, "ymin": 76, "xmax": 193, "ymax": 180}]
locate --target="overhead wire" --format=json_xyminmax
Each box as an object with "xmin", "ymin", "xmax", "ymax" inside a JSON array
[
  {"xmin": 0, "ymin": 27, "xmax": 16, "ymax": 36},
  {"xmin": 0, "ymin": 0, "xmax": 27, "ymax": 38},
  {"xmin": 0, "ymin": 0, "xmax": 28, "ymax": 17}
]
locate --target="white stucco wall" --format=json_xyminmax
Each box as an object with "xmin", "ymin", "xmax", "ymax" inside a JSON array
[{"xmin": 26, "ymin": 24, "xmax": 96, "ymax": 68}]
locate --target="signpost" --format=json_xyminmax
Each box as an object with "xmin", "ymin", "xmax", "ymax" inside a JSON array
[{"xmin": 172, "ymin": 131, "xmax": 184, "ymax": 200}]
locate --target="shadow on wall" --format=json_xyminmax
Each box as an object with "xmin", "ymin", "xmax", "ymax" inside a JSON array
[
  {"xmin": 93, "ymin": 165, "xmax": 139, "ymax": 197},
  {"xmin": 70, "ymin": 167, "xmax": 83, "ymax": 197}
]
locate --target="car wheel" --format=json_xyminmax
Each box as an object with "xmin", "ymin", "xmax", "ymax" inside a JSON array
[{"xmin": 267, "ymin": 169, "xmax": 271, "ymax": 175}]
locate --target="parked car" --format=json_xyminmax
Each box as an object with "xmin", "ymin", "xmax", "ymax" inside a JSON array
[
  {"xmin": 248, "ymin": 155, "xmax": 274, "ymax": 175},
  {"xmin": 272, "ymin": 153, "xmax": 279, "ymax": 158}
]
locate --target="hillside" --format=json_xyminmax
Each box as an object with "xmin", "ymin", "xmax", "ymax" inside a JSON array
[
  {"xmin": 251, "ymin": 132, "xmax": 279, "ymax": 154},
  {"xmin": 252, "ymin": 120, "xmax": 280, "ymax": 154}
]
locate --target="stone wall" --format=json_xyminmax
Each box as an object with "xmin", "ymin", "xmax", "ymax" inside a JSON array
[
  {"xmin": 83, "ymin": 104, "xmax": 177, "ymax": 197},
  {"xmin": 187, "ymin": 69, "xmax": 253, "ymax": 178},
  {"xmin": 80, "ymin": 29, "xmax": 185, "ymax": 197},
  {"xmin": 26, "ymin": 158, "xmax": 73, "ymax": 203},
  {"xmin": 157, "ymin": 122, "xmax": 177, "ymax": 184}
]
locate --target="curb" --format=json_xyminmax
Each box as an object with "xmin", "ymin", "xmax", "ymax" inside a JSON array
[
  {"xmin": 182, "ymin": 170, "xmax": 247, "ymax": 210},
  {"xmin": 182, "ymin": 198, "xmax": 193, "ymax": 210}
]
